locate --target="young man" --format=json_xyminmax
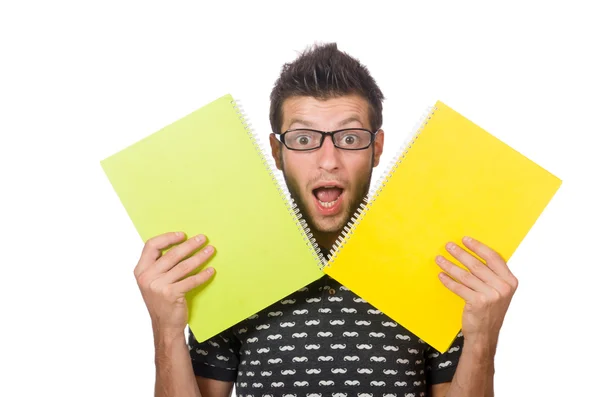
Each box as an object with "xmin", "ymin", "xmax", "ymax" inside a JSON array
[{"xmin": 134, "ymin": 43, "xmax": 518, "ymax": 397}]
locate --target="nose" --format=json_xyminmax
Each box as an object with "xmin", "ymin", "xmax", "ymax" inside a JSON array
[{"xmin": 316, "ymin": 134, "xmax": 341, "ymax": 172}]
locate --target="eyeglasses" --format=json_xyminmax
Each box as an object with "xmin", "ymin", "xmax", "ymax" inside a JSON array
[{"xmin": 276, "ymin": 128, "xmax": 378, "ymax": 151}]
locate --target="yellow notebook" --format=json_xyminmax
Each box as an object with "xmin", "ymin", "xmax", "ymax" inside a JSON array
[
  {"xmin": 324, "ymin": 101, "xmax": 562, "ymax": 352},
  {"xmin": 100, "ymin": 94, "xmax": 323, "ymax": 342}
]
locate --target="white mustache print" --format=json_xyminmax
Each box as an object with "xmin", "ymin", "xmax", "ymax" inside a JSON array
[
  {"xmin": 367, "ymin": 309, "xmax": 382, "ymax": 315},
  {"xmin": 267, "ymin": 334, "xmax": 282, "ymax": 340},
  {"xmin": 330, "ymin": 320, "xmax": 345, "ymax": 325},
  {"xmin": 396, "ymin": 358, "xmax": 409, "ymax": 364},
  {"xmin": 244, "ymin": 350, "xmax": 251, "ymax": 355},
  {"xmin": 294, "ymin": 381, "xmax": 309, "ymax": 387},
  {"xmin": 318, "ymin": 308, "xmax": 332, "ymax": 313},
  {"xmin": 260, "ymin": 371, "xmax": 272, "ymax": 376},
  {"xmin": 306, "ymin": 369, "xmax": 322, "ymax": 374},
  {"xmin": 353, "ymin": 297, "xmax": 367, "ymax": 303},
  {"xmin": 319, "ymin": 380, "xmax": 335, "ymax": 386},
  {"xmin": 358, "ymin": 394, "xmax": 373, "ymax": 397},
  {"xmin": 279, "ymin": 345, "xmax": 295, "ymax": 351},
  {"xmin": 306, "ymin": 297, "xmax": 321, "ymax": 303},
  {"xmin": 415, "ymin": 359, "xmax": 423, "ymax": 365},
  {"xmin": 448, "ymin": 346, "xmax": 460, "ymax": 353},
  {"xmin": 292, "ymin": 356, "xmax": 308, "ymax": 362},
  {"xmin": 355, "ymin": 320, "xmax": 372, "ymax": 326},
  {"xmin": 383, "ymin": 345, "xmax": 399, "ymax": 351},
  {"xmin": 250, "ymin": 360, "xmax": 261, "ymax": 365},
  {"xmin": 246, "ymin": 337, "xmax": 258, "ymax": 343},
  {"xmin": 239, "ymin": 382, "xmax": 248, "ymax": 388},
  {"xmin": 341, "ymin": 308, "xmax": 357, "ymax": 313},
  {"xmin": 370, "ymin": 381, "xmax": 386, "ymax": 387},
  {"xmin": 344, "ymin": 380, "xmax": 360, "ymax": 386},
  {"xmin": 428, "ymin": 351, "xmax": 440, "ymax": 358},
  {"xmin": 246, "ymin": 371, "xmax": 255, "ymax": 376},
  {"xmin": 383, "ymin": 394, "xmax": 397, "ymax": 397},
  {"xmin": 271, "ymin": 382, "xmax": 285, "ymax": 387},
  {"xmin": 369, "ymin": 332, "xmax": 385, "ymax": 338},
  {"xmin": 333, "ymin": 394, "xmax": 348, "ymax": 397},
  {"xmin": 339, "ymin": 285, "xmax": 350, "ymax": 291},
  {"xmin": 317, "ymin": 331, "xmax": 333, "ymax": 337},
  {"xmin": 305, "ymin": 320, "xmax": 320, "ymax": 326},
  {"xmin": 328, "ymin": 296, "xmax": 343, "ymax": 302},
  {"xmin": 357, "ymin": 368, "xmax": 374, "ymax": 374},
  {"xmin": 268, "ymin": 311, "xmax": 283, "ymax": 317},
  {"xmin": 304, "ymin": 344, "xmax": 321, "ymax": 350},
  {"xmin": 458, "ymin": 331, "xmax": 463, "ymax": 337},
  {"xmin": 292, "ymin": 332, "xmax": 308, "ymax": 338},
  {"xmin": 195, "ymin": 349, "xmax": 208, "ymax": 356},
  {"xmin": 331, "ymin": 368, "xmax": 347, "ymax": 374},
  {"xmin": 330, "ymin": 344, "xmax": 346, "ymax": 349},
  {"xmin": 307, "ymin": 394, "xmax": 322, "ymax": 397},
  {"xmin": 252, "ymin": 382, "xmax": 263, "ymax": 388},
  {"xmin": 280, "ymin": 322, "xmax": 295, "ymax": 327},
  {"xmin": 395, "ymin": 381, "xmax": 407, "ymax": 387},
  {"xmin": 268, "ymin": 358, "xmax": 282, "ymax": 364},
  {"xmin": 281, "ymin": 369, "xmax": 296, "ymax": 375},
  {"xmin": 318, "ymin": 356, "xmax": 334, "ymax": 361},
  {"xmin": 405, "ymin": 370, "xmax": 417, "ymax": 376},
  {"xmin": 369, "ymin": 356, "xmax": 387, "ymax": 362},
  {"xmin": 438, "ymin": 360, "xmax": 453, "ymax": 368},
  {"xmin": 383, "ymin": 369, "xmax": 398, "ymax": 375},
  {"xmin": 405, "ymin": 394, "xmax": 415, "ymax": 397},
  {"xmin": 283, "ymin": 394, "xmax": 297, "ymax": 397},
  {"xmin": 344, "ymin": 356, "xmax": 360, "ymax": 361},
  {"xmin": 208, "ymin": 340, "xmax": 220, "ymax": 347},
  {"xmin": 413, "ymin": 381, "xmax": 423, "ymax": 386},
  {"xmin": 216, "ymin": 355, "xmax": 229, "ymax": 361},
  {"xmin": 293, "ymin": 309, "xmax": 308, "ymax": 315},
  {"xmin": 256, "ymin": 348, "xmax": 270, "ymax": 354},
  {"xmin": 395, "ymin": 334, "xmax": 411, "ymax": 341},
  {"xmin": 408, "ymin": 348, "xmax": 419, "ymax": 354},
  {"xmin": 343, "ymin": 331, "xmax": 359, "ymax": 337},
  {"xmin": 356, "ymin": 344, "xmax": 373, "ymax": 350},
  {"xmin": 381, "ymin": 321, "xmax": 397, "ymax": 327},
  {"xmin": 248, "ymin": 314, "xmax": 259, "ymax": 319},
  {"xmin": 280, "ymin": 299, "xmax": 296, "ymax": 305}
]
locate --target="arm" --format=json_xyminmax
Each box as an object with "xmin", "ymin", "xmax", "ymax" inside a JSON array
[
  {"xmin": 132, "ymin": 231, "xmax": 217, "ymax": 397},
  {"xmin": 434, "ymin": 236, "xmax": 519, "ymax": 397},
  {"xmin": 196, "ymin": 377, "xmax": 234, "ymax": 397}
]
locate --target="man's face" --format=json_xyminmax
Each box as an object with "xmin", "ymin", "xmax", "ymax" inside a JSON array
[{"xmin": 270, "ymin": 95, "xmax": 384, "ymax": 249}]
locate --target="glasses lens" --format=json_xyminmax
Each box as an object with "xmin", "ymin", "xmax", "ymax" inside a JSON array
[
  {"xmin": 284, "ymin": 130, "xmax": 322, "ymax": 150},
  {"xmin": 334, "ymin": 129, "xmax": 372, "ymax": 149}
]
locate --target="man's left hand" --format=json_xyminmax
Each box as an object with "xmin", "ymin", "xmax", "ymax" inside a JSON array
[{"xmin": 435, "ymin": 236, "xmax": 519, "ymax": 348}]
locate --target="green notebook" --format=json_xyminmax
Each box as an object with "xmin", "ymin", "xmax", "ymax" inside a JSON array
[{"xmin": 100, "ymin": 94, "xmax": 324, "ymax": 342}]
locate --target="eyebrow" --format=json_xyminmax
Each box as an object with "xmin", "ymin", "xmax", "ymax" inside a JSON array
[{"xmin": 287, "ymin": 116, "xmax": 365, "ymax": 130}]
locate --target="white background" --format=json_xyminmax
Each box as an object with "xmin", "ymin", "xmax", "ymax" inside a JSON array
[{"xmin": 1, "ymin": 1, "xmax": 598, "ymax": 396}]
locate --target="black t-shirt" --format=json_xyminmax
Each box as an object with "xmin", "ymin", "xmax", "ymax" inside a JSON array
[{"xmin": 188, "ymin": 274, "xmax": 463, "ymax": 396}]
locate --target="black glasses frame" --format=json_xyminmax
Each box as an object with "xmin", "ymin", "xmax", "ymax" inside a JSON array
[{"xmin": 276, "ymin": 128, "xmax": 378, "ymax": 151}]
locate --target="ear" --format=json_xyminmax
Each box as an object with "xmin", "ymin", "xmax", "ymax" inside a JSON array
[
  {"xmin": 269, "ymin": 133, "xmax": 283, "ymax": 170},
  {"xmin": 372, "ymin": 130, "xmax": 384, "ymax": 167}
]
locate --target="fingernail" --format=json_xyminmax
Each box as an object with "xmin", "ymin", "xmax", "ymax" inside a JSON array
[
  {"xmin": 464, "ymin": 236, "xmax": 472, "ymax": 243},
  {"xmin": 206, "ymin": 267, "xmax": 214, "ymax": 274},
  {"xmin": 203, "ymin": 245, "xmax": 214, "ymax": 254},
  {"xmin": 194, "ymin": 234, "xmax": 205, "ymax": 242},
  {"xmin": 435, "ymin": 255, "xmax": 444, "ymax": 264},
  {"xmin": 176, "ymin": 232, "xmax": 183, "ymax": 237},
  {"xmin": 447, "ymin": 242, "xmax": 456, "ymax": 251}
]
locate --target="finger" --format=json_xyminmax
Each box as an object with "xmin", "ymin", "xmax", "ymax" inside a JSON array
[
  {"xmin": 156, "ymin": 234, "xmax": 208, "ymax": 273},
  {"xmin": 438, "ymin": 272, "xmax": 476, "ymax": 301},
  {"xmin": 462, "ymin": 236, "xmax": 515, "ymax": 281},
  {"xmin": 136, "ymin": 232, "xmax": 186, "ymax": 275},
  {"xmin": 174, "ymin": 267, "xmax": 216, "ymax": 294},
  {"xmin": 435, "ymin": 255, "xmax": 492, "ymax": 294},
  {"xmin": 163, "ymin": 244, "xmax": 216, "ymax": 284},
  {"xmin": 445, "ymin": 242, "xmax": 508, "ymax": 292}
]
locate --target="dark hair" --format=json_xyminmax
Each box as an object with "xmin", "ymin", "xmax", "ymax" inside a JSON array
[{"xmin": 269, "ymin": 42, "xmax": 384, "ymax": 134}]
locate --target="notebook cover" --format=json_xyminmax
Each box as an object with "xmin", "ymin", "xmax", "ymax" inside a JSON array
[
  {"xmin": 324, "ymin": 101, "xmax": 562, "ymax": 352},
  {"xmin": 100, "ymin": 94, "xmax": 323, "ymax": 342}
]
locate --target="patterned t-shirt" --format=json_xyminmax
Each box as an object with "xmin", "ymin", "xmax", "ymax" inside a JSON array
[{"xmin": 188, "ymin": 274, "xmax": 463, "ymax": 397}]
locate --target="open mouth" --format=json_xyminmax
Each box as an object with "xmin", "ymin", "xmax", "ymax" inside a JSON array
[{"xmin": 312, "ymin": 185, "xmax": 344, "ymax": 211}]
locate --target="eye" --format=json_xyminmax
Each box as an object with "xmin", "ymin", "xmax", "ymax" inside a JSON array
[
  {"xmin": 295, "ymin": 135, "xmax": 313, "ymax": 146},
  {"xmin": 343, "ymin": 135, "xmax": 358, "ymax": 145}
]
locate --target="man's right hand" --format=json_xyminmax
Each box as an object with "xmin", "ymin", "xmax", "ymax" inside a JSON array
[{"xmin": 134, "ymin": 232, "xmax": 216, "ymax": 340}]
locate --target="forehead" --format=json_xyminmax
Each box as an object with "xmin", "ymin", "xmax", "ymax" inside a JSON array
[{"xmin": 281, "ymin": 94, "xmax": 370, "ymax": 129}]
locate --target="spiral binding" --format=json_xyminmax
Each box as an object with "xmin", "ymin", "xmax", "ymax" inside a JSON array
[
  {"xmin": 230, "ymin": 97, "xmax": 325, "ymax": 267},
  {"xmin": 324, "ymin": 104, "xmax": 438, "ymax": 266}
]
